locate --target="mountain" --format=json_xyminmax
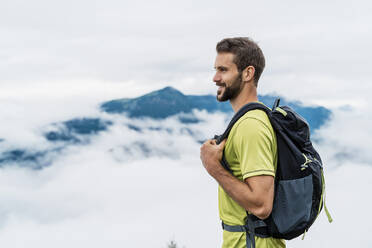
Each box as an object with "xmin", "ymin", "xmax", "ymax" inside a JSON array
[
  {"xmin": 0, "ymin": 86, "xmax": 332, "ymax": 168},
  {"xmin": 100, "ymin": 86, "xmax": 233, "ymax": 118},
  {"xmin": 45, "ymin": 118, "xmax": 113, "ymax": 143},
  {"xmin": 100, "ymin": 86, "xmax": 331, "ymax": 131}
]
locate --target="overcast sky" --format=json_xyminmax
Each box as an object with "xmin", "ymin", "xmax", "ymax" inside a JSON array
[{"xmin": 1, "ymin": 0, "xmax": 371, "ymax": 107}]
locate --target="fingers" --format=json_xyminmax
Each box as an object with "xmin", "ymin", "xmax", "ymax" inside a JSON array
[
  {"xmin": 203, "ymin": 139, "xmax": 216, "ymax": 145},
  {"xmin": 202, "ymin": 139, "xmax": 221, "ymax": 147}
]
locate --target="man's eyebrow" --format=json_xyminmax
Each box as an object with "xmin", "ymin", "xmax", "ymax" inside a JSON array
[{"xmin": 215, "ymin": 66, "xmax": 228, "ymax": 70}]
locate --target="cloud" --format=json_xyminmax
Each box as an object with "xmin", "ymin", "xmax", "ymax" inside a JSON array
[
  {"xmin": 0, "ymin": 101, "xmax": 226, "ymax": 247},
  {"xmin": 313, "ymin": 105, "xmax": 372, "ymax": 166},
  {"xmin": 0, "ymin": 88, "xmax": 371, "ymax": 247}
]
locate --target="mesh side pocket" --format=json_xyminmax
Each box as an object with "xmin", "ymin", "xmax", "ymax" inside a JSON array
[{"xmin": 272, "ymin": 175, "xmax": 313, "ymax": 234}]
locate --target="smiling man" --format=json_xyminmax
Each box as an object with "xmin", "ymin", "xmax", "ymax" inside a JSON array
[{"xmin": 200, "ymin": 37, "xmax": 285, "ymax": 248}]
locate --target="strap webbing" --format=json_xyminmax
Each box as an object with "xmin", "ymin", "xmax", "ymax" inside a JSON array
[
  {"xmin": 222, "ymin": 222, "xmax": 255, "ymax": 248},
  {"xmin": 222, "ymin": 216, "xmax": 270, "ymax": 248},
  {"xmin": 214, "ymin": 134, "xmax": 233, "ymax": 174},
  {"xmin": 215, "ymin": 102, "xmax": 272, "ymax": 144},
  {"xmin": 214, "ymin": 102, "xmax": 272, "ymax": 175},
  {"xmin": 321, "ymin": 171, "xmax": 333, "ymax": 223},
  {"xmin": 221, "ymin": 222, "xmax": 246, "ymax": 232}
]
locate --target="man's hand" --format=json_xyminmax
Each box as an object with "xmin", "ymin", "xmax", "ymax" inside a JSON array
[
  {"xmin": 200, "ymin": 138, "xmax": 274, "ymax": 219},
  {"xmin": 200, "ymin": 139, "xmax": 227, "ymax": 176}
]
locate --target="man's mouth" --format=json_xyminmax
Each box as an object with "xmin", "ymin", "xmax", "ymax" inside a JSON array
[
  {"xmin": 216, "ymin": 83, "xmax": 225, "ymax": 94},
  {"xmin": 217, "ymin": 86, "xmax": 224, "ymax": 95}
]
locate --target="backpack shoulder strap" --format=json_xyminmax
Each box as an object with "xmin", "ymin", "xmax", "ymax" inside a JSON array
[
  {"xmin": 216, "ymin": 102, "xmax": 272, "ymax": 144},
  {"xmin": 214, "ymin": 101, "xmax": 275, "ymax": 175}
]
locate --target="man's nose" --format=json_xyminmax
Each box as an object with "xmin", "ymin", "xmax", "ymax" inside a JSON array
[{"xmin": 213, "ymin": 73, "xmax": 221, "ymax": 83}]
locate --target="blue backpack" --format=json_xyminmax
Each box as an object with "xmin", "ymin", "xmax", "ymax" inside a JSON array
[{"xmin": 215, "ymin": 99, "xmax": 333, "ymax": 248}]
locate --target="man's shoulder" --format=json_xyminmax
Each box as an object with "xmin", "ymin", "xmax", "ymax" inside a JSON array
[{"xmin": 233, "ymin": 108, "xmax": 271, "ymax": 132}]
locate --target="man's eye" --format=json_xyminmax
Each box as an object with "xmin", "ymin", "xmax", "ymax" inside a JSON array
[{"xmin": 214, "ymin": 67, "xmax": 227, "ymax": 72}]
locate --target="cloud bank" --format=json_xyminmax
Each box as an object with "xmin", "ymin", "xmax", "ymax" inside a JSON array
[{"xmin": 0, "ymin": 93, "xmax": 371, "ymax": 247}]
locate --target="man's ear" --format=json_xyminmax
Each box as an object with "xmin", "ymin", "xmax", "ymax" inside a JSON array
[{"xmin": 242, "ymin": 66, "xmax": 255, "ymax": 83}]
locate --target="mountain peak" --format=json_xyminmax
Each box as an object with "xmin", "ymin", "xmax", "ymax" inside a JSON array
[
  {"xmin": 144, "ymin": 86, "xmax": 184, "ymax": 98},
  {"xmin": 101, "ymin": 86, "xmax": 190, "ymax": 118},
  {"xmin": 160, "ymin": 86, "xmax": 179, "ymax": 92}
]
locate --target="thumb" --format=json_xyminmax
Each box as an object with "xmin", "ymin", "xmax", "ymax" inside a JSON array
[{"xmin": 218, "ymin": 139, "xmax": 227, "ymax": 148}]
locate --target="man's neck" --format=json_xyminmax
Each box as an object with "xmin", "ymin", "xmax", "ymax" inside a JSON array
[{"xmin": 230, "ymin": 85, "xmax": 258, "ymax": 113}]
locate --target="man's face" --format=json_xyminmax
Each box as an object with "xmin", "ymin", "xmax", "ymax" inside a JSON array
[{"xmin": 213, "ymin": 52, "xmax": 243, "ymax": 102}]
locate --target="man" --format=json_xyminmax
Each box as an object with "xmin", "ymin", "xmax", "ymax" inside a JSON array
[{"xmin": 200, "ymin": 37, "xmax": 285, "ymax": 248}]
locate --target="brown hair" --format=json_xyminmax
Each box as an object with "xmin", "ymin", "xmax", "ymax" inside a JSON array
[{"xmin": 216, "ymin": 37, "xmax": 265, "ymax": 86}]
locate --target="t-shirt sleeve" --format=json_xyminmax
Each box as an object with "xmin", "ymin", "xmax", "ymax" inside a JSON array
[{"xmin": 231, "ymin": 117, "xmax": 276, "ymax": 180}]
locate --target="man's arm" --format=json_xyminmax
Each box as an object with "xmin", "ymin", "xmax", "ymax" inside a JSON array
[{"xmin": 200, "ymin": 139, "xmax": 274, "ymax": 219}]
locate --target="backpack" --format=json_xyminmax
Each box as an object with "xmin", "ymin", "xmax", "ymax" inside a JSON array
[{"xmin": 215, "ymin": 99, "xmax": 332, "ymax": 248}]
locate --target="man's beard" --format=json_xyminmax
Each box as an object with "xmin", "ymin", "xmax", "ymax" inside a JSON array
[{"xmin": 216, "ymin": 73, "xmax": 243, "ymax": 102}]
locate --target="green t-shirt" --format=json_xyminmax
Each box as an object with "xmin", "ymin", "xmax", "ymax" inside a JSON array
[{"xmin": 218, "ymin": 105, "xmax": 286, "ymax": 248}]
